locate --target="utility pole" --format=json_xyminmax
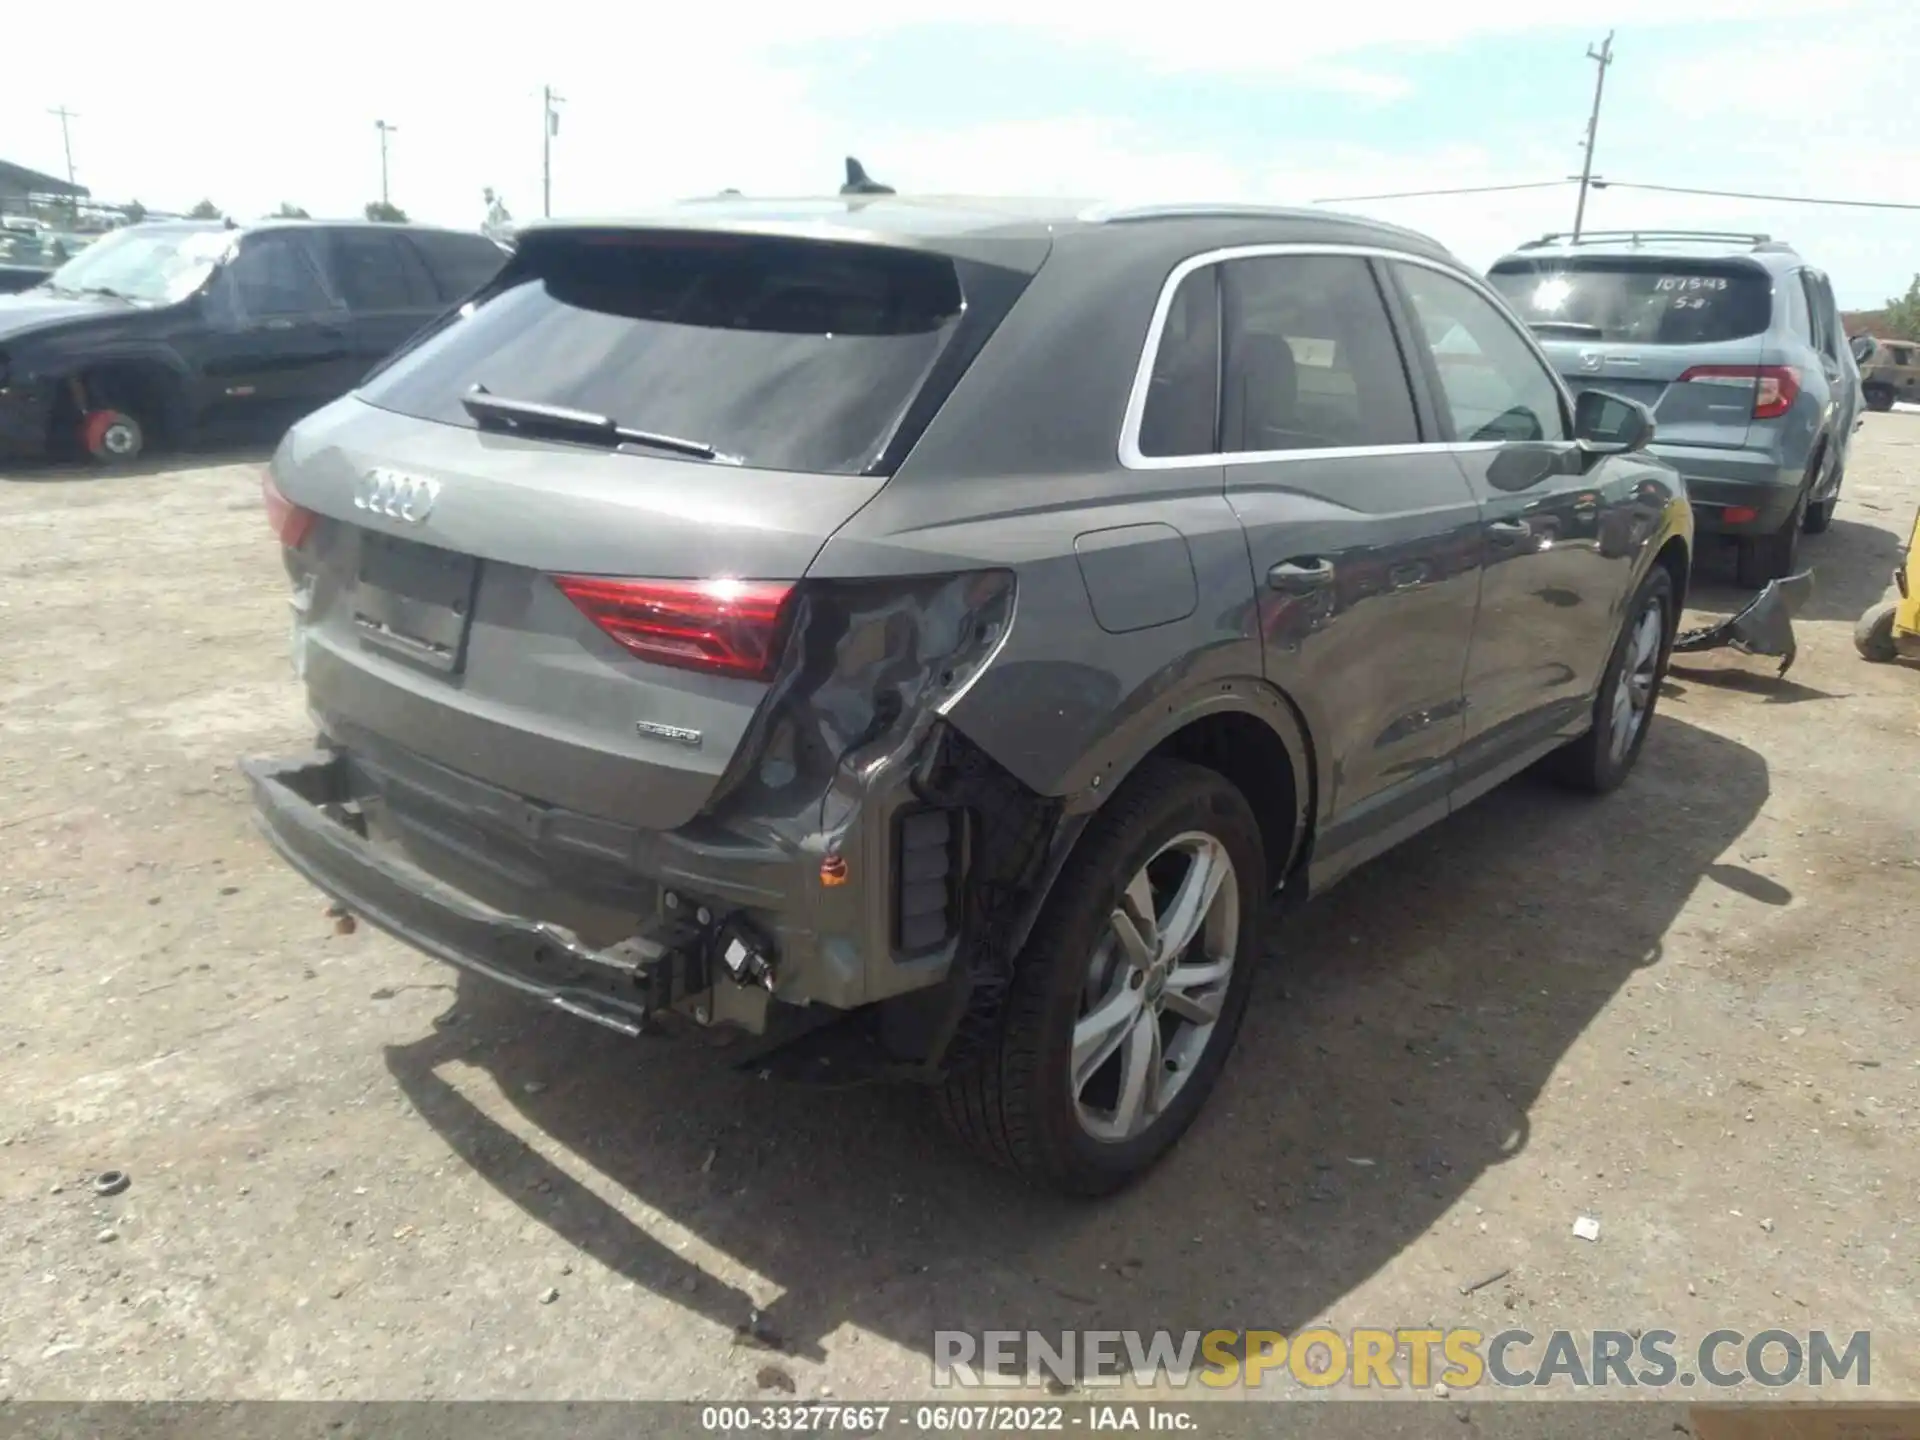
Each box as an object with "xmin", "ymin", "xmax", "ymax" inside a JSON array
[
  {"xmin": 542, "ymin": 86, "xmax": 566, "ymax": 218},
  {"xmin": 375, "ymin": 119, "xmax": 399, "ymax": 207},
  {"xmin": 1571, "ymin": 31, "xmax": 1614, "ymax": 241},
  {"xmin": 48, "ymin": 106, "xmax": 79, "ymax": 222}
]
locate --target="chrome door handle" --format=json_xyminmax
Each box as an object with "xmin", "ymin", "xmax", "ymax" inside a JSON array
[
  {"xmin": 1487, "ymin": 519, "xmax": 1532, "ymax": 540},
  {"xmin": 1267, "ymin": 558, "xmax": 1336, "ymax": 594}
]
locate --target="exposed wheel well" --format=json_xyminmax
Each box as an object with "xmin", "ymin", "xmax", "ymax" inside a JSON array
[
  {"xmin": 1149, "ymin": 711, "xmax": 1301, "ymax": 886},
  {"xmin": 1654, "ymin": 535, "xmax": 1690, "ymax": 616},
  {"xmin": 50, "ymin": 361, "xmax": 183, "ymax": 450}
]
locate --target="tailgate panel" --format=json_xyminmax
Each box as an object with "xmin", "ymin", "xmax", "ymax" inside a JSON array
[{"xmin": 275, "ymin": 399, "xmax": 889, "ymax": 833}]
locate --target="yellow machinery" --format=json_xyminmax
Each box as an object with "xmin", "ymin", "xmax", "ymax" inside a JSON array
[{"xmin": 1855, "ymin": 506, "xmax": 1920, "ymax": 663}]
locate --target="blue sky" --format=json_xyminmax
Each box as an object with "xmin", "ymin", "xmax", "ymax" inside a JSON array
[{"xmin": 7, "ymin": 0, "xmax": 1915, "ymax": 306}]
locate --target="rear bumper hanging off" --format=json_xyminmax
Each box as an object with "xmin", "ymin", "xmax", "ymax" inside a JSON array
[{"xmin": 243, "ymin": 751, "xmax": 714, "ymax": 1036}]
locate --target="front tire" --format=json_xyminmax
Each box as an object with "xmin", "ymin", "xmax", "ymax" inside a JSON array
[
  {"xmin": 1550, "ymin": 566, "xmax": 1674, "ymax": 795},
  {"xmin": 935, "ymin": 759, "xmax": 1265, "ymax": 1195},
  {"xmin": 79, "ymin": 407, "xmax": 145, "ymax": 465},
  {"xmin": 1864, "ymin": 384, "xmax": 1894, "ymax": 413}
]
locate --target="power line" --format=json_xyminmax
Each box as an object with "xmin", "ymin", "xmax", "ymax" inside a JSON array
[
  {"xmin": 1593, "ymin": 179, "xmax": 1920, "ymax": 212},
  {"xmin": 1312, "ymin": 175, "xmax": 1920, "ymax": 213},
  {"xmin": 1313, "ymin": 179, "xmax": 1572, "ymax": 203}
]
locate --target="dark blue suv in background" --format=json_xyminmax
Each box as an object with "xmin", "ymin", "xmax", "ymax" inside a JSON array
[{"xmin": 1489, "ymin": 230, "xmax": 1862, "ymax": 587}]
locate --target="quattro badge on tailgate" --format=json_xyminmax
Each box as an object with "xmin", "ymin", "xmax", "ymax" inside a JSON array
[
  {"xmin": 354, "ymin": 468, "xmax": 441, "ymax": 524},
  {"xmin": 635, "ymin": 719, "xmax": 703, "ymax": 748}
]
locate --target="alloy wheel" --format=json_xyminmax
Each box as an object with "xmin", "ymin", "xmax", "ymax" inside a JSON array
[
  {"xmin": 1070, "ymin": 831, "xmax": 1240, "ymax": 1143},
  {"xmin": 1609, "ymin": 599, "xmax": 1665, "ymax": 765}
]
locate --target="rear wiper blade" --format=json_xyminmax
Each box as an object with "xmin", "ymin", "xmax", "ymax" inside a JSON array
[
  {"xmin": 461, "ymin": 386, "xmax": 724, "ymax": 461},
  {"xmin": 1526, "ymin": 320, "xmax": 1604, "ymax": 338}
]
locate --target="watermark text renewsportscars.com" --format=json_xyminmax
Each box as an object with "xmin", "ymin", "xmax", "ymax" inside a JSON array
[{"xmin": 933, "ymin": 1328, "xmax": 1871, "ymax": 1391}]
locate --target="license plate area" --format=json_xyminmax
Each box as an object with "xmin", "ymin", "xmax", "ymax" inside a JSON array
[{"xmin": 352, "ymin": 532, "xmax": 479, "ymax": 674}]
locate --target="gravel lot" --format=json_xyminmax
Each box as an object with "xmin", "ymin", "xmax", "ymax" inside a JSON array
[{"xmin": 1, "ymin": 417, "xmax": 1916, "ymax": 1402}]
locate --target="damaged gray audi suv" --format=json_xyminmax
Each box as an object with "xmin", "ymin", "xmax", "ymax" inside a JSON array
[{"xmin": 246, "ymin": 196, "xmax": 1692, "ymax": 1194}]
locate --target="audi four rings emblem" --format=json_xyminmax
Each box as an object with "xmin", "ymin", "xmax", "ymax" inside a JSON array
[{"xmin": 353, "ymin": 468, "xmax": 441, "ymax": 523}]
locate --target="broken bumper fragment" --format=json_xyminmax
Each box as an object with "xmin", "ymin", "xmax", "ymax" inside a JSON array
[{"xmin": 1672, "ymin": 570, "xmax": 1815, "ymax": 677}]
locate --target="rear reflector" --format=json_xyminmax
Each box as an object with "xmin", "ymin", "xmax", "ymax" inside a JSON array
[
  {"xmin": 1722, "ymin": 505, "xmax": 1759, "ymax": 525},
  {"xmin": 261, "ymin": 471, "xmax": 316, "ymax": 550},
  {"xmin": 552, "ymin": 576, "xmax": 795, "ymax": 680},
  {"xmin": 1677, "ymin": 364, "xmax": 1801, "ymax": 420}
]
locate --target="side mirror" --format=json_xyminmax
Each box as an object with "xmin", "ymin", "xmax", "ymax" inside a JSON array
[{"xmin": 1574, "ymin": 388, "xmax": 1653, "ymax": 455}]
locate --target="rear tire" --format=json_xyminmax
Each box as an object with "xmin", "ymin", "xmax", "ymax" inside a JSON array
[
  {"xmin": 934, "ymin": 758, "xmax": 1265, "ymax": 1196},
  {"xmin": 1549, "ymin": 566, "xmax": 1674, "ymax": 795},
  {"xmin": 1854, "ymin": 600, "xmax": 1899, "ymax": 663},
  {"xmin": 1864, "ymin": 384, "xmax": 1894, "ymax": 413},
  {"xmin": 1803, "ymin": 499, "xmax": 1834, "ymax": 534},
  {"xmin": 1735, "ymin": 485, "xmax": 1805, "ymax": 589}
]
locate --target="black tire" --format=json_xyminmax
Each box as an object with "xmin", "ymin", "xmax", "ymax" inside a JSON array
[
  {"xmin": 1864, "ymin": 385, "xmax": 1894, "ymax": 413},
  {"xmin": 1549, "ymin": 566, "xmax": 1674, "ymax": 795},
  {"xmin": 1736, "ymin": 485, "xmax": 1805, "ymax": 588},
  {"xmin": 1803, "ymin": 447, "xmax": 1840, "ymax": 535},
  {"xmin": 1854, "ymin": 600, "xmax": 1899, "ymax": 663},
  {"xmin": 934, "ymin": 758, "xmax": 1266, "ymax": 1195}
]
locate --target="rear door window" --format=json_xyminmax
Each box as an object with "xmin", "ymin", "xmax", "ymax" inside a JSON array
[
  {"xmin": 327, "ymin": 229, "xmax": 438, "ymax": 312},
  {"xmin": 1487, "ymin": 259, "xmax": 1773, "ymax": 346},
  {"xmin": 1218, "ymin": 254, "xmax": 1419, "ymax": 452},
  {"xmin": 226, "ymin": 232, "xmax": 334, "ymax": 317},
  {"xmin": 359, "ymin": 230, "xmax": 973, "ymax": 475},
  {"xmin": 1804, "ymin": 272, "xmax": 1843, "ymax": 363}
]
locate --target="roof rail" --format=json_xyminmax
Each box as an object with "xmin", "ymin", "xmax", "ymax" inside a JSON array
[{"xmin": 1517, "ymin": 229, "xmax": 1793, "ymax": 253}]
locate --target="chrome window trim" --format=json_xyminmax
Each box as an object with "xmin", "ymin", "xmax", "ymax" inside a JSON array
[{"xmin": 1118, "ymin": 242, "xmax": 1578, "ymax": 470}]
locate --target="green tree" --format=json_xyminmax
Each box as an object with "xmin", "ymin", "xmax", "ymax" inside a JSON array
[
  {"xmin": 123, "ymin": 199, "xmax": 148, "ymax": 224},
  {"xmin": 274, "ymin": 202, "xmax": 311, "ymax": 219},
  {"xmin": 364, "ymin": 200, "xmax": 408, "ymax": 223},
  {"xmin": 1882, "ymin": 275, "xmax": 1920, "ymax": 342},
  {"xmin": 187, "ymin": 199, "xmax": 221, "ymax": 220}
]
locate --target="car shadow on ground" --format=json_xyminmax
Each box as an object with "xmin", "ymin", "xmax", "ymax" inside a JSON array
[
  {"xmin": 1688, "ymin": 518, "xmax": 1901, "ymax": 625},
  {"xmin": 383, "ymin": 715, "xmax": 1768, "ymax": 1374}
]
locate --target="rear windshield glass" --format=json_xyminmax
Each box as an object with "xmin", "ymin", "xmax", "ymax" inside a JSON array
[
  {"xmin": 1487, "ymin": 259, "xmax": 1772, "ymax": 346},
  {"xmin": 359, "ymin": 231, "xmax": 966, "ymax": 475}
]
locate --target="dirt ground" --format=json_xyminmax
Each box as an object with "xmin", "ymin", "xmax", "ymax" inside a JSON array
[{"xmin": 1, "ymin": 417, "xmax": 1915, "ymax": 1404}]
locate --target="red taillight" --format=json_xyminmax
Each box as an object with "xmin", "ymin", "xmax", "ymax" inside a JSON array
[
  {"xmin": 552, "ymin": 576, "xmax": 795, "ymax": 680},
  {"xmin": 261, "ymin": 471, "xmax": 316, "ymax": 550},
  {"xmin": 1676, "ymin": 364, "xmax": 1801, "ymax": 420}
]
